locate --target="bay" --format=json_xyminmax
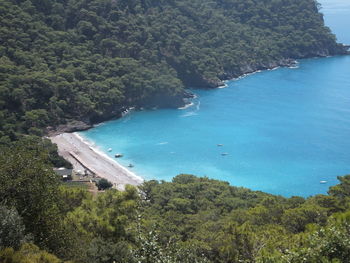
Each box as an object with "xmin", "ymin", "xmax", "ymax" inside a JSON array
[{"xmin": 81, "ymin": 0, "xmax": 350, "ymax": 197}]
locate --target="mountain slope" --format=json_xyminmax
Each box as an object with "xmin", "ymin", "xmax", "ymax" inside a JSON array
[{"xmin": 0, "ymin": 0, "xmax": 347, "ymax": 141}]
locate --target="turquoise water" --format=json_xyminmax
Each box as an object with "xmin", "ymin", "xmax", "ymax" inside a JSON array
[{"xmin": 81, "ymin": 1, "xmax": 350, "ymax": 197}]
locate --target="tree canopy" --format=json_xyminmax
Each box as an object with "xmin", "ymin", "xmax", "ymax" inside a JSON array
[
  {"xmin": 1, "ymin": 1, "xmax": 349, "ymax": 262},
  {"xmin": 1, "ymin": 142, "xmax": 350, "ymax": 262},
  {"xmin": 0, "ymin": 0, "xmax": 347, "ymax": 141}
]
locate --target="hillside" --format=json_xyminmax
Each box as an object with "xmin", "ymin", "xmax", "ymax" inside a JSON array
[
  {"xmin": 1, "ymin": 142, "xmax": 350, "ymax": 262},
  {"xmin": 0, "ymin": 0, "xmax": 348, "ymax": 142}
]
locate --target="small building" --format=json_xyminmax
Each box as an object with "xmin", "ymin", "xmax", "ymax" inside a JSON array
[{"xmin": 54, "ymin": 167, "xmax": 73, "ymax": 181}]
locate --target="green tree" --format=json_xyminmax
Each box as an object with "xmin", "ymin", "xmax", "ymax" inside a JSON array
[
  {"xmin": 0, "ymin": 206, "xmax": 31, "ymax": 249},
  {"xmin": 96, "ymin": 178, "xmax": 113, "ymax": 190},
  {"xmin": 329, "ymin": 175, "xmax": 350, "ymax": 201},
  {"xmin": 0, "ymin": 243, "xmax": 63, "ymax": 263},
  {"xmin": 0, "ymin": 141, "xmax": 78, "ymax": 259}
]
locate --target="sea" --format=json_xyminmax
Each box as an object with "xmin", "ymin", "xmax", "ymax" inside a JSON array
[{"xmin": 80, "ymin": 0, "xmax": 350, "ymax": 197}]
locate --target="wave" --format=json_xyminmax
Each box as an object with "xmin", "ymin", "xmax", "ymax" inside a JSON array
[
  {"xmin": 180, "ymin": 99, "xmax": 201, "ymax": 117},
  {"xmin": 178, "ymin": 102, "xmax": 194, "ymax": 110},
  {"xmin": 289, "ymin": 65, "xmax": 299, "ymax": 69},
  {"xmin": 218, "ymin": 83, "xmax": 229, "ymax": 89},
  {"xmin": 181, "ymin": 111, "xmax": 198, "ymax": 117},
  {"xmin": 231, "ymin": 70, "xmax": 262, "ymax": 82},
  {"xmin": 122, "ymin": 107, "xmax": 135, "ymax": 117},
  {"xmin": 74, "ymin": 133, "xmax": 143, "ymax": 183}
]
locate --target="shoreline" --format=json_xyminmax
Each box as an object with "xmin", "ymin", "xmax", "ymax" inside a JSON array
[
  {"xmin": 50, "ymin": 132, "xmax": 143, "ymax": 190},
  {"xmin": 74, "ymin": 133, "xmax": 143, "ymax": 181},
  {"xmin": 47, "ymin": 60, "xmax": 304, "ymax": 186},
  {"xmin": 47, "ymin": 56, "xmax": 341, "ymax": 192},
  {"xmin": 48, "ymin": 55, "xmax": 346, "ymax": 135}
]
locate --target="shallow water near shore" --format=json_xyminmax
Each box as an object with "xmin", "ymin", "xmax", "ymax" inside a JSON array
[{"xmin": 80, "ymin": 1, "xmax": 350, "ymax": 197}]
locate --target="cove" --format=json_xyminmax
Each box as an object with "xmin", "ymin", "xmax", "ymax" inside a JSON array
[
  {"xmin": 81, "ymin": 55, "xmax": 350, "ymax": 197},
  {"xmin": 80, "ymin": 0, "xmax": 350, "ymax": 197}
]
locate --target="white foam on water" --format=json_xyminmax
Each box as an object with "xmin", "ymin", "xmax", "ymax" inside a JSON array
[
  {"xmin": 178, "ymin": 102, "xmax": 194, "ymax": 110},
  {"xmin": 74, "ymin": 132, "xmax": 144, "ymax": 183},
  {"xmin": 181, "ymin": 111, "xmax": 198, "ymax": 117}
]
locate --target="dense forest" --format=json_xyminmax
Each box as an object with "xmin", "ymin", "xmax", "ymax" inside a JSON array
[
  {"xmin": 1, "ymin": 142, "xmax": 350, "ymax": 262},
  {"xmin": 1, "ymin": 0, "xmax": 350, "ymax": 262},
  {"xmin": 0, "ymin": 0, "xmax": 348, "ymax": 143}
]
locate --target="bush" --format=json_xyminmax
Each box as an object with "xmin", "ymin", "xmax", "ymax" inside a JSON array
[{"xmin": 96, "ymin": 179, "xmax": 113, "ymax": 190}]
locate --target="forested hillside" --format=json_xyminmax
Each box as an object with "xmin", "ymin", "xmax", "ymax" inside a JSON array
[
  {"xmin": 0, "ymin": 0, "xmax": 348, "ymax": 142},
  {"xmin": 1, "ymin": 142, "xmax": 350, "ymax": 262},
  {"xmin": 1, "ymin": 1, "xmax": 350, "ymax": 262}
]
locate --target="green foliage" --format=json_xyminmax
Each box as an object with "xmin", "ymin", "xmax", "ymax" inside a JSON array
[
  {"xmin": 63, "ymin": 186, "xmax": 140, "ymax": 262},
  {"xmin": 67, "ymin": 186, "xmax": 139, "ymax": 241},
  {"xmin": 0, "ymin": 243, "xmax": 64, "ymax": 263},
  {"xmin": 1, "ymin": 149, "xmax": 350, "ymax": 263},
  {"xmin": 329, "ymin": 175, "xmax": 350, "ymax": 201},
  {"xmin": 85, "ymin": 238, "xmax": 134, "ymax": 263},
  {"xmin": 0, "ymin": 141, "xmax": 79, "ymax": 260},
  {"xmin": 265, "ymin": 212, "xmax": 350, "ymax": 263},
  {"xmin": 0, "ymin": 141, "xmax": 61, "ymax": 243},
  {"xmin": 41, "ymin": 138, "xmax": 73, "ymax": 168},
  {"xmin": 138, "ymin": 174, "xmax": 350, "ymax": 262},
  {"xmin": 96, "ymin": 178, "xmax": 113, "ymax": 190},
  {"xmin": 0, "ymin": 0, "xmax": 346, "ymax": 141},
  {"xmin": 281, "ymin": 204, "xmax": 328, "ymax": 233},
  {"xmin": 0, "ymin": 206, "xmax": 31, "ymax": 250},
  {"xmin": 58, "ymin": 186, "xmax": 92, "ymax": 214},
  {"xmin": 133, "ymin": 227, "xmax": 211, "ymax": 263}
]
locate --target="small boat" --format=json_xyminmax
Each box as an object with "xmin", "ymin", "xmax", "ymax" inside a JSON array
[
  {"xmin": 107, "ymin": 148, "xmax": 112, "ymax": 152},
  {"xmin": 115, "ymin": 153, "xmax": 123, "ymax": 158},
  {"xmin": 221, "ymin": 153, "xmax": 229, "ymax": 156},
  {"xmin": 217, "ymin": 144, "xmax": 224, "ymax": 146},
  {"xmin": 128, "ymin": 164, "xmax": 134, "ymax": 168},
  {"xmin": 320, "ymin": 180, "xmax": 327, "ymax": 184}
]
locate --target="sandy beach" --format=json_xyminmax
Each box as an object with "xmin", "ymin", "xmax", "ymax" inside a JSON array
[{"xmin": 50, "ymin": 133, "xmax": 143, "ymax": 190}]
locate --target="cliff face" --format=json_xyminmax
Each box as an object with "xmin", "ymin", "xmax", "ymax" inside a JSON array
[{"xmin": 0, "ymin": 0, "xmax": 348, "ymax": 137}]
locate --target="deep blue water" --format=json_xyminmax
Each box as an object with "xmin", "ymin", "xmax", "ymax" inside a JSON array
[{"xmin": 81, "ymin": 1, "xmax": 350, "ymax": 197}]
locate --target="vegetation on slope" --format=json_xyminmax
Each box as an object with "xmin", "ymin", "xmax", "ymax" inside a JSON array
[
  {"xmin": 1, "ymin": 143, "xmax": 350, "ymax": 262},
  {"xmin": 0, "ymin": 0, "xmax": 348, "ymax": 142},
  {"xmin": 1, "ymin": 1, "xmax": 349, "ymax": 261}
]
